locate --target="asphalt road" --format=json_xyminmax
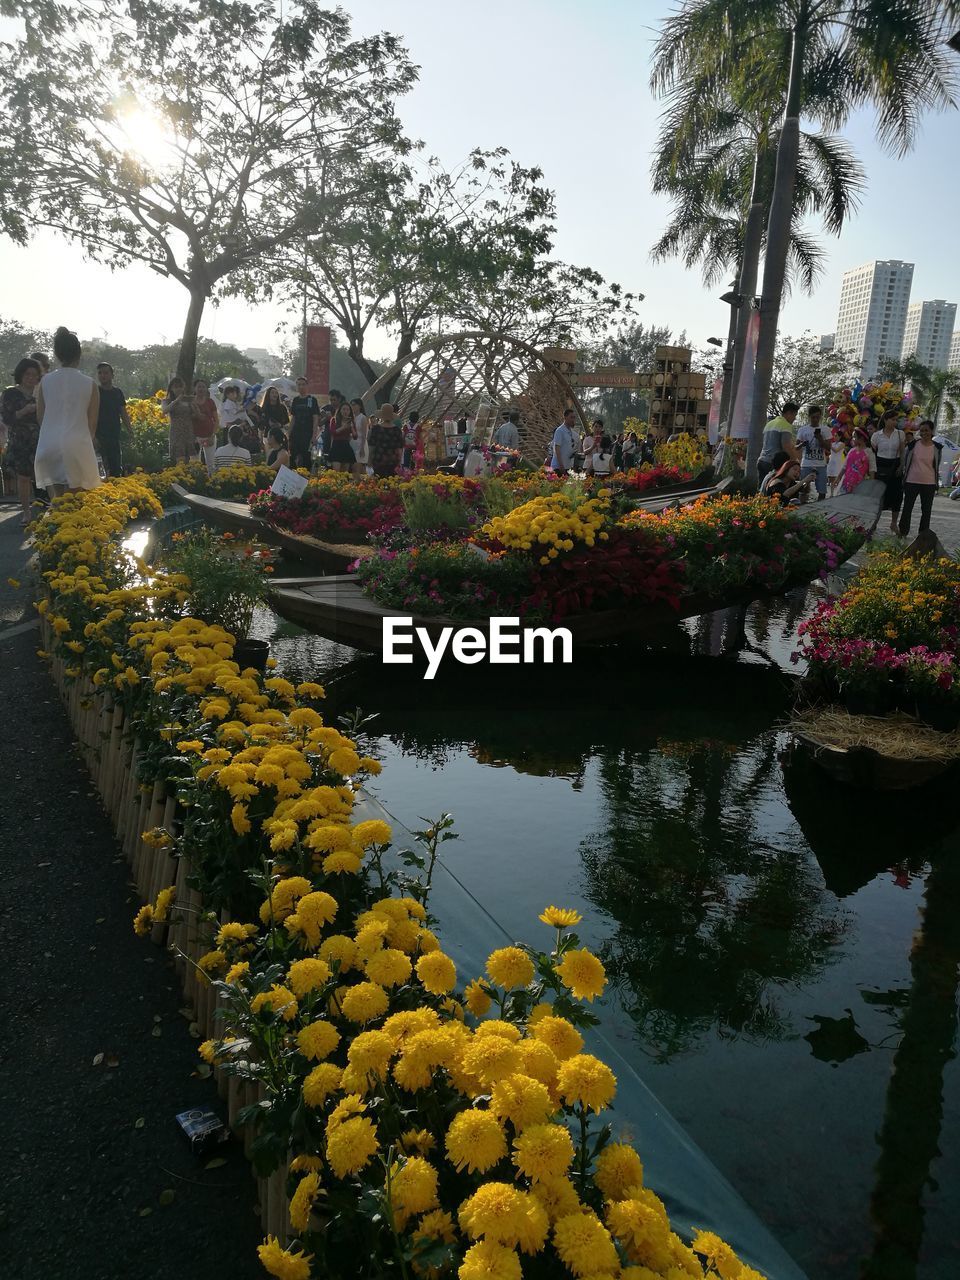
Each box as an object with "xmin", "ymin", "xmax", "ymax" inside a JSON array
[{"xmin": 0, "ymin": 504, "xmax": 260, "ymax": 1280}]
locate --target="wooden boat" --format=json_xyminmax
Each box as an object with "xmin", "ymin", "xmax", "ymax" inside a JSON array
[
  {"xmin": 789, "ymin": 475, "xmax": 885, "ymax": 532},
  {"xmin": 268, "ymin": 575, "xmax": 839, "ymax": 654},
  {"xmin": 171, "ymin": 484, "xmax": 264, "ymax": 537},
  {"xmin": 788, "ymin": 724, "xmax": 958, "ymax": 790},
  {"xmin": 171, "ymin": 484, "xmax": 371, "ymax": 572}
]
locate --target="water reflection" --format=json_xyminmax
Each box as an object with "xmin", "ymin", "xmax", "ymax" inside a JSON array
[
  {"xmin": 259, "ymin": 606, "xmax": 960, "ymax": 1280},
  {"xmin": 859, "ymin": 855, "xmax": 960, "ymax": 1280},
  {"xmin": 579, "ymin": 733, "xmax": 847, "ymax": 1061}
]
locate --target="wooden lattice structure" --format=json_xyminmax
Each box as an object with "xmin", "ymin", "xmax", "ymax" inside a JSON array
[{"xmin": 362, "ymin": 331, "xmax": 588, "ymax": 463}]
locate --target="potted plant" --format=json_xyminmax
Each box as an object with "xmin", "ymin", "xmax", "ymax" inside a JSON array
[
  {"xmin": 834, "ymin": 640, "xmax": 901, "ymax": 717},
  {"xmin": 164, "ymin": 528, "xmax": 274, "ymax": 670},
  {"xmin": 901, "ymin": 647, "xmax": 960, "ymax": 732}
]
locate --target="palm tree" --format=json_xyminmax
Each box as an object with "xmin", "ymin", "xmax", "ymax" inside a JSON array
[
  {"xmin": 651, "ymin": 39, "xmax": 860, "ymax": 429},
  {"xmin": 914, "ymin": 367, "xmax": 960, "ymax": 428},
  {"xmin": 653, "ymin": 1, "xmax": 956, "ymax": 480}
]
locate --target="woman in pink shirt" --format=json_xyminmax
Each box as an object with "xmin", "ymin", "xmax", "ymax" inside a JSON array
[{"xmin": 898, "ymin": 419, "xmax": 941, "ymax": 537}]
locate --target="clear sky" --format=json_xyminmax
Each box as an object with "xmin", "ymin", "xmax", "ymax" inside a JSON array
[{"xmin": 2, "ymin": 0, "xmax": 958, "ymax": 360}]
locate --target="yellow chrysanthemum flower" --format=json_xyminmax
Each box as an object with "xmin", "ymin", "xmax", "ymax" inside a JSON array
[
  {"xmin": 458, "ymin": 1182, "xmax": 548, "ymax": 1255},
  {"xmin": 553, "ymin": 1212, "xmax": 621, "ymax": 1277},
  {"xmin": 288, "ymin": 1171, "xmax": 320, "ymax": 1233},
  {"xmin": 539, "ymin": 906, "xmax": 583, "ymax": 928},
  {"xmin": 445, "ymin": 1109, "xmax": 508, "ymax": 1174},
  {"xmin": 325, "ymin": 1114, "xmax": 379, "ymax": 1179},
  {"xmin": 339, "ymin": 981, "xmax": 389, "ymax": 1024},
  {"xmin": 287, "ymin": 957, "xmax": 332, "ymax": 997},
  {"xmin": 250, "ymin": 984, "xmax": 299, "ymax": 1023},
  {"xmin": 416, "ymin": 951, "xmax": 457, "ymax": 995},
  {"xmin": 256, "ymin": 1236, "xmax": 313, "ymax": 1280},
  {"xmin": 594, "ymin": 1142, "xmax": 645, "ymax": 1201},
  {"xmin": 302, "ymin": 1062, "xmax": 343, "ymax": 1107},
  {"xmin": 485, "ymin": 946, "xmax": 534, "ymax": 990},
  {"xmin": 389, "ymin": 1155, "xmax": 439, "ymax": 1220},
  {"xmin": 458, "ymin": 1240, "xmax": 522, "ymax": 1280},
  {"xmin": 512, "ymin": 1122, "xmax": 574, "ymax": 1182},
  {"xmin": 555, "ymin": 948, "xmax": 606, "ymax": 1002},
  {"xmin": 556, "ymin": 1054, "xmax": 617, "ymax": 1113},
  {"xmin": 133, "ymin": 904, "xmax": 154, "ymax": 936},
  {"xmin": 364, "ymin": 947, "xmax": 413, "ymax": 989},
  {"xmin": 464, "ymin": 978, "xmax": 493, "ymax": 1018},
  {"xmin": 489, "ymin": 1073, "xmax": 554, "ymax": 1131},
  {"xmin": 530, "ymin": 1015, "xmax": 584, "ymax": 1061}
]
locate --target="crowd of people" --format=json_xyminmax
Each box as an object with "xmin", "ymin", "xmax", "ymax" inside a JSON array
[
  {"xmin": 4, "ymin": 330, "xmax": 958, "ymax": 542},
  {"xmin": 546, "ymin": 409, "xmax": 662, "ymax": 476},
  {"xmin": 757, "ymin": 400, "xmax": 959, "ymax": 538},
  {"xmin": 161, "ymin": 378, "xmax": 429, "ymax": 480}
]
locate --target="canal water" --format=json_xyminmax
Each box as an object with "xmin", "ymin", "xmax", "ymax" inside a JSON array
[{"xmin": 250, "ymin": 587, "xmax": 960, "ymax": 1280}]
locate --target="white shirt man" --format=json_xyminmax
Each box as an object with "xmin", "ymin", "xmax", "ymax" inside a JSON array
[
  {"xmin": 550, "ymin": 410, "xmax": 578, "ymax": 473},
  {"xmin": 795, "ymin": 407, "xmax": 828, "ymax": 499}
]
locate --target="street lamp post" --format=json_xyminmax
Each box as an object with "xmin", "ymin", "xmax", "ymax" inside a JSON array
[{"xmin": 716, "ymin": 280, "xmax": 742, "ymax": 430}]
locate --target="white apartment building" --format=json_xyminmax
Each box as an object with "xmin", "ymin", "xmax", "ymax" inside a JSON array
[
  {"xmin": 901, "ymin": 300, "xmax": 956, "ymax": 370},
  {"xmin": 834, "ymin": 260, "xmax": 914, "ymax": 380},
  {"xmin": 949, "ymin": 328, "xmax": 960, "ymax": 372}
]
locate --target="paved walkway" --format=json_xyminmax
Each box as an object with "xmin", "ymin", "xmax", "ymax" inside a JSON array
[{"xmin": 0, "ymin": 505, "xmax": 259, "ymax": 1280}]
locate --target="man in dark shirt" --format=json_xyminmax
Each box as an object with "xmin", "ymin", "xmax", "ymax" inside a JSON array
[
  {"xmin": 289, "ymin": 376, "xmax": 321, "ymax": 470},
  {"xmin": 318, "ymin": 387, "xmax": 344, "ymax": 463},
  {"xmin": 95, "ymin": 363, "xmax": 131, "ymax": 476}
]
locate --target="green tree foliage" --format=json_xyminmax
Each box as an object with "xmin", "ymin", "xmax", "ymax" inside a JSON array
[
  {"xmin": 267, "ymin": 148, "xmax": 637, "ymax": 392},
  {"xmin": 0, "ymin": 316, "xmax": 261, "ymax": 395},
  {"xmin": 768, "ymin": 331, "xmax": 854, "ymax": 414},
  {"xmin": 577, "ymin": 322, "xmax": 676, "ymax": 431},
  {"xmin": 0, "ymin": 0, "xmax": 414, "ymax": 383}
]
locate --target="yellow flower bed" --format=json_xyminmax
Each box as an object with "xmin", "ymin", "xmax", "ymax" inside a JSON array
[
  {"xmin": 654, "ymin": 434, "xmax": 709, "ymax": 475},
  {"xmin": 481, "ymin": 493, "xmax": 611, "ymax": 565},
  {"xmin": 35, "ymin": 479, "xmax": 769, "ymax": 1280}
]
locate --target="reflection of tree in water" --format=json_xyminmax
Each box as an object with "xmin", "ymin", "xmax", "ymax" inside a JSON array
[
  {"xmin": 859, "ymin": 854, "xmax": 960, "ymax": 1280},
  {"xmin": 580, "ymin": 735, "xmax": 847, "ymax": 1061}
]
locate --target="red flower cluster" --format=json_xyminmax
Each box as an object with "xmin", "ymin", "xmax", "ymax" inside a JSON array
[
  {"xmin": 250, "ymin": 486, "xmax": 404, "ymax": 541},
  {"xmin": 526, "ymin": 530, "xmax": 683, "ymax": 620}
]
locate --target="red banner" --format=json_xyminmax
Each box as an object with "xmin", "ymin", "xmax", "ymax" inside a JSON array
[{"xmin": 304, "ymin": 325, "xmax": 331, "ymax": 397}]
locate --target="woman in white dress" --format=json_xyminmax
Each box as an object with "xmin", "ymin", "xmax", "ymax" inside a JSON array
[
  {"xmin": 34, "ymin": 327, "xmax": 101, "ymax": 494},
  {"xmin": 350, "ymin": 398, "xmax": 368, "ymax": 476}
]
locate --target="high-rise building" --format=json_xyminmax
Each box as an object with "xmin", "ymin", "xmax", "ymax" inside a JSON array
[
  {"xmin": 820, "ymin": 333, "xmax": 835, "ymax": 352},
  {"xmin": 834, "ymin": 260, "xmax": 914, "ymax": 380},
  {"xmin": 948, "ymin": 328, "xmax": 960, "ymax": 372},
  {"xmin": 901, "ymin": 300, "xmax": 956, "ymax": 370}
]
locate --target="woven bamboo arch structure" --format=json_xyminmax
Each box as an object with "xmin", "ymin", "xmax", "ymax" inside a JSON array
[{"xmin": 361, "ymin": 331, "xmax": 588, "ymax": 464}]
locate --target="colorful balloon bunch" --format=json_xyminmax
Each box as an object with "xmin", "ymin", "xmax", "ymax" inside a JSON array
[{"xmin": 826, "ymin": 379, "xmax": 922, "ymax": 442}]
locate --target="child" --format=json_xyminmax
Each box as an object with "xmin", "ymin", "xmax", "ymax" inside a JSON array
[
  {"xmin": 826, "ymin": 428, "xmax": 847, "ymax": 497},
  {"xmin": 841, "ymin": 427, "xmax": 876, "ymax": 494}
]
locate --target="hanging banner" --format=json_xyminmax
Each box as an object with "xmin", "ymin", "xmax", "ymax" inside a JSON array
[
  {"xmin": 304, "ymin": 325, "xmax": 331, "ymax": 397},
  {"xmin": 707, "ymin": 377, "xmax": 723, "ymax": 443},
  {"xmin": 729, "ymin": 311, "xmax": 759, "ymax": 439}
]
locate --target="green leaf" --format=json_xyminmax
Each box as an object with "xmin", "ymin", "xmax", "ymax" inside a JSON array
[{"xmin": 159, "ymin": 1189, "xmax": 176, "ymax": 1206}]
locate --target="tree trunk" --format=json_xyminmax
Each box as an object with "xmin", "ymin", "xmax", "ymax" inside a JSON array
[
  {"xmin": 378, "ymin": 327, "xmax": 418, "ymax": 407},
  {"xmin": 726, "ymin": 144, "xmax": 771, "ymax": 435},
  {"xmin": 176, "ymin": 285, "xmax": 208, "ymax": 385},
  {"xmin": 746, "ymin": 16, "xmax": 807, "ymax": 479},
  {"xmin": 346, "ymin": 344, "xmax": 382, "ymax": 392}
]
